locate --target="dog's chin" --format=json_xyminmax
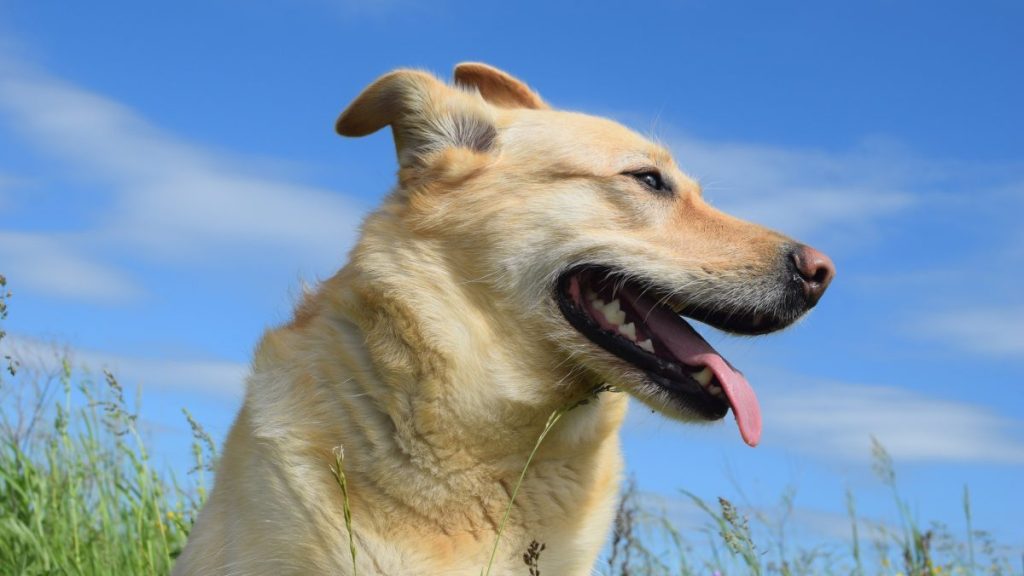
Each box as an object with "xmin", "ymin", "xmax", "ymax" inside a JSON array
[{"xmin": 553, "ymin": 265, "xmax": 809, "ymax": 447}]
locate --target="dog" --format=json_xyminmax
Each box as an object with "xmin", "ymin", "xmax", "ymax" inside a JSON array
[{"xmin": 173, "ymin": 62, "xmax": 834, "ymax": 575}]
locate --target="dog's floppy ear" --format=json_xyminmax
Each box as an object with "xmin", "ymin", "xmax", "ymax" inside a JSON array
[
  {"xmin": 336, "ymin": 69, "xmax": 497, "ymax": 167},
  {"xmin": 453, "ymin": 62, "xmax": 547, "ymax": 110}
]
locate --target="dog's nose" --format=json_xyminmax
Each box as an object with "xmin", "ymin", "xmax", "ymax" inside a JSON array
[{"xmin": 790, "ymin": 245, "xmax": 835, "ymax": 306}]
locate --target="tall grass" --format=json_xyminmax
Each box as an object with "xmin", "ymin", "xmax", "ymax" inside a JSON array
[
  {"xmin": 0, "ymin": 275, "xmax": 214, "ymax": 575},
  {"xmin": 1, "ymin": 273, "xmax": 1019, "ymax": 575},
  {"xmin": 598, "ymin": 446, "xmax": 1020, "ymax": 576}
]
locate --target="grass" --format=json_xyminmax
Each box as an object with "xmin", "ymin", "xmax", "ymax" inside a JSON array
[
  {"xmin": 0, "ymin": 274, "xmax": 213, "ymax": 575},
  {"xmin": 0, "ymin": 361, "xmax": 215, "ymax": 574},
  {"xmin": 598, "ymin": 445, "xmax": 1020, "ymax": 576},
  {"xmin": 331, "ymin": 445, "xmax": 358, "ymax": 576},
  {"xmin": 1, "ymin": 272, "xmax": 1020, "ymax": 575}
]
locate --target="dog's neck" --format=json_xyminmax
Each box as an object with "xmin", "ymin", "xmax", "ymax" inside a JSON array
[{"xmin": 248, "ymin": 205, "xmax": 627, "ymax": 541}]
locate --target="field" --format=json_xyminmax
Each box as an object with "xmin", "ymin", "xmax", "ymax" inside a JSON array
[{"xmin": 0, "ymin": 275, "xmax": 1018, "ymax": 575}]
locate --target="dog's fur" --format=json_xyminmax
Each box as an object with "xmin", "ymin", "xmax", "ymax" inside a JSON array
[{"xmin": 174, "ymin": 63, "xmax": 828, "ymax": 575}]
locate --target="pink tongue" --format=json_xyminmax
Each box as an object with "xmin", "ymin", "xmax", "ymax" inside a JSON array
[{"xmin": 625, "ymin": 288, "xmax": 762, "ymax": 447}]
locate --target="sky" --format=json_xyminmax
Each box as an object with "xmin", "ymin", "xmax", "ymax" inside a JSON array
[{"xmin": 1, "ymin": 0, "xmax": 1022, "ymax": 564}]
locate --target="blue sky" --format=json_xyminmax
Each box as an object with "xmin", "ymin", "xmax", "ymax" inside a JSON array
[{"xmin": 2, "ymin": 0, "xmax": 1022, "ymax": 562}]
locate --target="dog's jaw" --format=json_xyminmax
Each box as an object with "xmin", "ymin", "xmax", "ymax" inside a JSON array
[{"xmin": 553, "ymin": 261, "xmax": 830, "ymax": 448}]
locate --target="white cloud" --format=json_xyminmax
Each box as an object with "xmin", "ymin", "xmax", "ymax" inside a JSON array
[
  {"xmin": 625, "ymin": 371, "xmax": 1024, "ymax": 465},
  {"xmin": 667, "ymin": 135, "xmax": 916, "ymax": 239},
  {"xmin": 0, "ymin": 231, "xmax": 142, "ymax": 302},
  {"xmin": 0, "ymin": 55, "xmax": 366, "ymax": 301},
  {"xmin": 3, "ymin": 334, "xmax": 246, "ymax": 397},
  {"xmin": 914, "ymin": 307, "xmax": 1024, "ymax": 358},
  {"xmin": 0, "ymin": 66, "xmax": 365, "ymax": 257},
  {"xmin": 894, "ymin": 186, "xmax": 1024, "ymax": 359},
  {"xmin": 764, "ymin": 379, "xmax": 1024, "ymax": 464}
]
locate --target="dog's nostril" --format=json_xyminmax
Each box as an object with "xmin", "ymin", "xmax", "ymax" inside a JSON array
[
  {"xmin": 790, "ymin": 245, "xmax": 835, "ymax": 305},
  {"xmin": 809, "ymin": 265, "xmax": 830, "ymax": 285}
]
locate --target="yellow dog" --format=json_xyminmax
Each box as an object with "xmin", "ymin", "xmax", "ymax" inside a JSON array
[{"xmin": 174, "ymin": 63, "xmax": 834, "ymax": 575}]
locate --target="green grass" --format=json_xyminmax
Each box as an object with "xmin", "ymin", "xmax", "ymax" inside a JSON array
[
  {"xmin": 0, "ymin": 274, "xmax": 213, "ymax": 575},
  {"xmin": 0, "ymin": 273, "xmax": 1019, "ymax": 575}
]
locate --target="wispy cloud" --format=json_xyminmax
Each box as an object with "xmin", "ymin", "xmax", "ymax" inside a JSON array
[
  {"xmin": 0, "ymin": 232, "xmax": 142, "ymax": 302},
  {"xmin": 3, "ymin": 334, "xmax": 246, "ymax": 397},
  {"xmin": 0, "ymin": 54, "xmax": 366, "ymax": 301},
  {"xmin": 764, "ymin": 379, "xmax": 1024, "ymax": 464},
  {"xmin": 915, "ymin": 182, "xmax": 1024, "ymax": 358},
  {"xmin": 627, "ymin": 375, "xmax": 1024, "ymax": 465},
  {"xmin": 666, "ymin": 135, "xmax": 917, "ymax": 240},
  {"xmin": 914, "ymin": 307, "xmax": 1024, "ymax": 358},
  {"xmin": 0, "ymin": 63, "xmax": 366, "ymax": 257}
]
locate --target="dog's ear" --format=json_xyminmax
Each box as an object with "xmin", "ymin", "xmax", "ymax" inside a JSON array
[
  {"xmin": 336, "ymin": 69, "xmax": 497, "ymax": 167},
  {"xmin": 453, "ymin": 62, "xmax": 547, "ymax": 110}
]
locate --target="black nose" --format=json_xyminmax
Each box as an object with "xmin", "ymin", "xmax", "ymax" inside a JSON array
[{"xmin": 790, "ymin": 245, "xmax": 835, "ymax": 306}]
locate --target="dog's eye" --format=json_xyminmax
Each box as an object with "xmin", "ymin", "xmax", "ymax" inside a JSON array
[{"xmin": 630, "ymin": 171, "xmax": 670, "ymax": 194}]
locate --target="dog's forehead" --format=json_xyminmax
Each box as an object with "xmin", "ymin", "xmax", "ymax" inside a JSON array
[{"xmin": 499, "ymin": 109, "xmax": 674, "ymax": 174}]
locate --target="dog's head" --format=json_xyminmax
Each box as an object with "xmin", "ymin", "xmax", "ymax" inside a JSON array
[{"xmin": 337, "ymin": 63, "xmax": 834, "ymax": 447}]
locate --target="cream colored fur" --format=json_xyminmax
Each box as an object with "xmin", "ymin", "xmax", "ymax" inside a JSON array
[{"xmin": 173, "ymin": 63, "xmax": 797, "ymax": 575}]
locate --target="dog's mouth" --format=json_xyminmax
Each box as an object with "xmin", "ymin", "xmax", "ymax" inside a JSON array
[{"xmin": 556, "ymin": 266, "xmax": 764, "ymax": 447}]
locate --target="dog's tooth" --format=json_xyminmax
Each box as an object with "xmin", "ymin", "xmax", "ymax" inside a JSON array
[
  {"xmin": 637, "ymin": 339, "xmax": 654, "ymax": 353},
  {"xmin": 693, "ymin": 367, "xmax": 713, "ymax": 387},
  {"xmin": 602, "ymin": 299, "xmax": 626, "ymax": 326},
  {"xmin": 619, "ymin": 322, "xmax": 636, "ymax": 341},
  {"xmin": 606, "ymin": 301, "xmax": 622, "ymax": 323}
]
